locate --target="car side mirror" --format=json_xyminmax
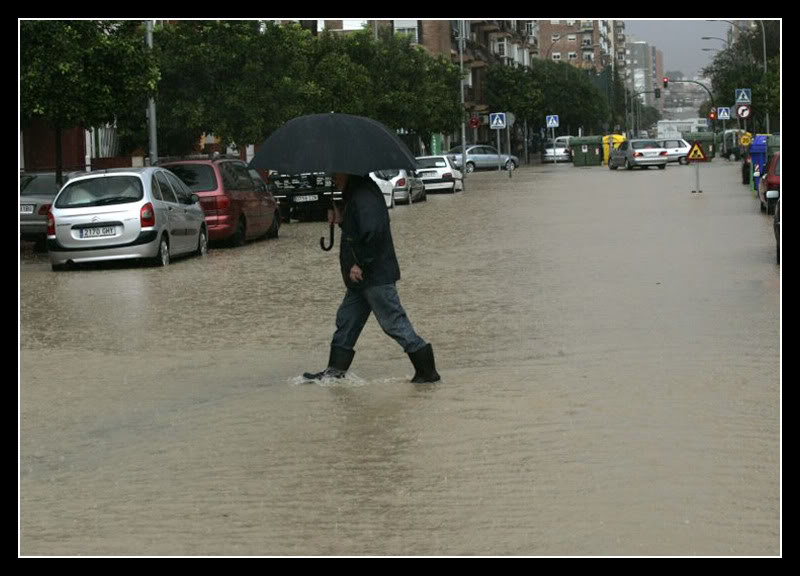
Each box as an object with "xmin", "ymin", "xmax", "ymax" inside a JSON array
[{"xmin": 191, "ymin": 194, "xmax": 200, "ymax": 205}]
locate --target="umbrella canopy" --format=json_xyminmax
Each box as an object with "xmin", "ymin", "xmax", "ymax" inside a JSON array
[{"xmin": 249, "ymin": 113, "xmax": 417, "ymax": 176}]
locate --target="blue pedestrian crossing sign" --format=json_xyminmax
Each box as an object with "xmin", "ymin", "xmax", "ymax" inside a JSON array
[
  {"xmin": 735, "ymin": 89, "xmax": 752, "ymax": 104},
  {"xmin": 546, "ymin": 115, "xmax": 560, "ymax": 129},
  {"xmin": 718, "ymin": 107, "xmax": 731, "ymax": 120},
  {"xmin": 490, "ymin": 113, "xmax": 506, "ymax": 130}
]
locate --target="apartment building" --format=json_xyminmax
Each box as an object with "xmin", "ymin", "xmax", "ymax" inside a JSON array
[
  {"xmin": 626, "ymin": 38, "xmax": 654, "ymax": 107},
  {"xmin": 534, "ymin": 20, "xmax": 615, "ymax": 72},
  {"xmin": 364, "ymin": 20, "xmax": 534, "ymax": 144}
]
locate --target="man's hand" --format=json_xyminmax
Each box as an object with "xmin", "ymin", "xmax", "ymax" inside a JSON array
[
  {"xmin": 349, "ymin": 264, "xmax": 363, "ymax": 284},
  {"xmin": 328, "ymin": 204, "xmax": 343, "ymax": 225}
]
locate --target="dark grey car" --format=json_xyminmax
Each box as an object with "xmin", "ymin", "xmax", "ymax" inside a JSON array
[{"xmin": 20, "ymin": 171, "xmax": 79, "ymax": 246}]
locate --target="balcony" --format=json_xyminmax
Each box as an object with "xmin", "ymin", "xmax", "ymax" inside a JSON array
[{"xmin": 474, "ymin": 20, "xmax": 501, "ymax": 32}]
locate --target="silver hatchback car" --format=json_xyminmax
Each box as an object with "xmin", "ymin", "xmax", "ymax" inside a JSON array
[
  {"xmin": 48, "ymin": 167, "xmax": 208, "ymax": 270},
  {"xmin": 609, "ymin": 139, "xmax": 668, "ymax": 170}
]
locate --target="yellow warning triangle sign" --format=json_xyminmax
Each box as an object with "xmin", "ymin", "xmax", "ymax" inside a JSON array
[{"xmin": 687, "ymin": 141, "xmax": 708, "ymax": 162}]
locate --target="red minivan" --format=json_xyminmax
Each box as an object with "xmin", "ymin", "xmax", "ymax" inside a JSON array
[
  {"xmin": 162, "ymin": 158, "xmax": 280, "ymax": 245},
  {"xmin": 758, "ymin": 151, "xmax": 780, "ymax": 216}
]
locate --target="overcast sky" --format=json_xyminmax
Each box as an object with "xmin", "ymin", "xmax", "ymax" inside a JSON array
[{"xmin": 623, "ymin": 20, "xmax": 733, "ymax": 78}]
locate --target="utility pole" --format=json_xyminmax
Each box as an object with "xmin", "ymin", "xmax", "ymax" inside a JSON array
[
  {"xmin": 146, "ymin": 20, "xmax": 158, "ymax": 166},
  {"xmin": 758, "ymin": 20, "xmax": 770, "ymax": 134},
  {"xmin": 460, "ymin": 20, "xmax": 467, "ymax": 191}
]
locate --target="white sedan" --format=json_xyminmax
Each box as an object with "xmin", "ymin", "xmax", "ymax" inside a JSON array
[
  {"xmin": 415, "ymin": 155, "xmax": 463, "ymax": 193},
  {"xmin": 658, "ymin": 139, "xmax": 691, "ymax": 165},
  {"xmin": 370, "ymin": 172, "xmax": 395, "ymax": 209}
]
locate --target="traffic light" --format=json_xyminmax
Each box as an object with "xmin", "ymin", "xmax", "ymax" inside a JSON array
[
  {"xmin": 708, "ymin": 109, "xmax": 716, "ymax": 121},
  {"xmin": 655, "ymin": 88, "xmax": 661, "ymax": 99},
  {"xmin": 663, "ymin": 77, "xmax": 669, "ymax": 89}
]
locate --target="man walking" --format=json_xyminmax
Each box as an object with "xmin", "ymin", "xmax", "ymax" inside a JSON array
[{"xmin": 304, "ymin": 173, "xmax": 440, "ymax": 383}]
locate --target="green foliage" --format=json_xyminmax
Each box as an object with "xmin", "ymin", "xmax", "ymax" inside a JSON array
[
  {"xmin": 21, "ymin": 20, "xmax": 157, "ymax": 130},
  {"xmin": 702, "ymin": 20, "xmax": 780, "ymax": 132}
]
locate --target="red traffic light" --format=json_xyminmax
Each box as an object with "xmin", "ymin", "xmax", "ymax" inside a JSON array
[
  {"xmin": 708, "ymin": 110, "xmax": 716, "ymax": 121},
  {"xmin": 663, "ymin": 77, "xmax": 669, "ymax": 89}
]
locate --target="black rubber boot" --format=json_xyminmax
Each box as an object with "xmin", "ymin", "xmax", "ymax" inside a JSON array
[
  {"xmin": 408, "ymin": 344, "xmax": 441, "ymax": 383},
  {"xmin": 303, "ymin": 346, "xmax": 355, "ymax": 380}
]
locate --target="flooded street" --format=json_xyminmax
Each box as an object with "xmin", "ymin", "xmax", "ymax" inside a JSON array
[{"xmin": 20, "ymin": 162, "xmax": 780, "ymax": 555}]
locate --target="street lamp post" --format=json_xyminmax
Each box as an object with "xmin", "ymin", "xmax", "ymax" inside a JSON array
[
  {"xmin": 758, "ymin": 20, "xmax": 770, "ymax": 134},
  {"xmin": 146, "ymin": 20, "xmax": 158, "ymax": 166},
  {"xmin": 460, "ymin": 20, "xmax": 468, "ymax": 190}
]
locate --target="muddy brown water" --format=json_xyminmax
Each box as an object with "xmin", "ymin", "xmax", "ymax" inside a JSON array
[{"xmin": 20, "ymin": 163, "xmax": 780, "ymax": 555}]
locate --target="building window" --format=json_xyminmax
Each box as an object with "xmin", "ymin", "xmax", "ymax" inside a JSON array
[
  {"xmin": 568, "ymin": 34, "xmax": 577, "ymax": 42},
  {"xmin": 497, "ymin": 39, "xmax": 507, "ymax": 57},
  {"xmin": 394, "ymin": 20, "xmax": 418, "ymax": 43},
  {"xmin": 552, "ymin": 52, "xmax": 562, "ymax": 61},
  {"xmin": 568, "ymin": 52, "xmax": 578, "ymax": 60},
  {"xmin": 552, "ymin": 33, "xmax": 561, "ymax": 42}
]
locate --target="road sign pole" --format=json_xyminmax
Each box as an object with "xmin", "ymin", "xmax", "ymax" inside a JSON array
[
  {"xmin": 506, "ymin": 124, "xmax": 512, "ymax": 179},
  {"xmin": 497, "ymin": 129, "xmax": 501, "ymax": 171},
  {"xmin": 552, "ymin": 127, "xmax": 557, "ymax": 166},
  {"xmin": 723, "ymin": 119, "xmax": 727, "ymax": 157},
  {"xmin": 693, "ymin": 162, "xmax": 702, "ymax": 194}
]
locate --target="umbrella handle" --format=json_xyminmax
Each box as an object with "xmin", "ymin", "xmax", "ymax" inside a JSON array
[{"xmin": 320, "ymin": 223, "xmax": 334, "ymax": 251}]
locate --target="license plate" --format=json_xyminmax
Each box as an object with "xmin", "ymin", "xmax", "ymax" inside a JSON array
[
  {"xmin": 293, "ymin": 195, "xmax": 318, "ymax": 203},
  {"xmin": 20, "ymin": 205, "xmax": 35, "ymax": 215},
  {"xmin": 80, "ymin": 226, "xmax": 116, "ymax": 239}
]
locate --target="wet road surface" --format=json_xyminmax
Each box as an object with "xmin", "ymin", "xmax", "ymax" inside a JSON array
[{"xmin": 20, "ymin": 161, "xmax": 780, "ymax": 555}]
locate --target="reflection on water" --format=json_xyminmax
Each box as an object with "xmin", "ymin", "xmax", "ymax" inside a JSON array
[{"xmin": 20, "ymin": 164, "xmax": 780, "ymax": 555}]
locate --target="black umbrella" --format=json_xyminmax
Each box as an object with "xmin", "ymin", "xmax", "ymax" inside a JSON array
[{"xmin": 249, "ymin": 113, "xmax": 417, "ymax": 250}]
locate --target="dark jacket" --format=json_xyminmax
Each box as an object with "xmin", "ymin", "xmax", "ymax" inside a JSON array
[{"xmin": 339, "ymin": 176, "xmax": 401, "ymax": 289}]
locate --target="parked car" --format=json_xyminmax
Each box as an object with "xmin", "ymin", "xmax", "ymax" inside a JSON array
[
  {"xmin": 658, "ymin": 139, "xmax": 691, "ymax": 165},
  {"xmin": 774, "ymin": 198, "xmax": 780, "ymax": 264},
  {"xmin": 273, "ymin": 172, "xmax": 338, "ymax": 222},
  {"xmin": 47, "ymin": 167, "xmax": 207, "ymax": 270},
  {"xmin": 161, "ymin": 157, "xmax": 279, "ymax": 245},
  {"xmin": 248, "ymin": 168, "xmax": 280, "ymax": 238},
  {"xmin": 542, "ymin": 136, "xmax": 572, "ymax": 163},
  {"xmin": 369, "ymin": 172, "xmax": 396, "ymax": 209},
  {"xmin": 448, "ymin": 145, "xmax": 519, "ymax": 173},
  {"xmin": 20, "ymin": 171, "xmax": 80, "ymax": 247},
  {"xmin": 415, "ymin": 155, "xmax": 463, "ymax": 193},
  {"xmin": 372, "ymin": 169, "xmax": 425, "ymax": 204},
  {"xmin": 609, "ymin": 140, "xmax": 668, "ymax": 170},
  {"xmin": 758, "ymin": 151, "xmax": 780, "ymax": 215}
]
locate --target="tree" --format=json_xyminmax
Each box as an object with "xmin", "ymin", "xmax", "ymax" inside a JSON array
[
  {"xmin": 702, "ymin": 20, "xmax": 780, "ymax": 133},
  {"xmin": 21, "ymin": 20, "xmax": 158, "ymax": 183}
]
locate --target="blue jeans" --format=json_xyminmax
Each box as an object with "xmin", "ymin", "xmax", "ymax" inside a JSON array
[{"xmin": 332, "ymin": 284, "xmax": 427, "ymax": 354}]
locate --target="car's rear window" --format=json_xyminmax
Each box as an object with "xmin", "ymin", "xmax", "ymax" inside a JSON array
[
  {"xmin": 374, "ymin": 169, "xmax": 400, "ymax": 180},
  {"xmin": 632, "ymin": 141, "xmax": 660, "ymax": 150},
  {"xmin": 20, "ymin": 174, "xmax": 60, "ymax": 197},
  {"xmin": 165, "ymin": 164, "xmax": 218, "ymax": 192},
  {"xmin": 417, "ymin": 158, "xmax": 448, "ymax": 169},
  {"xmin": 56, "ymin": 176, "xmax": 144, "ymax": 209}
]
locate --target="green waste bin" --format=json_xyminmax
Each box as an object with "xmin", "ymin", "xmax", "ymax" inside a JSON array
[
  {"xmin": 682, "ymin": 132, "xmax": 716, "ymax": 159},
  {"xmin": 571, "ymin": 136, "xmax": 603, "ymax": 167},
  {"xmin": 767, "ymin": 134, "xmax": 780, "ymax": 163}
]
